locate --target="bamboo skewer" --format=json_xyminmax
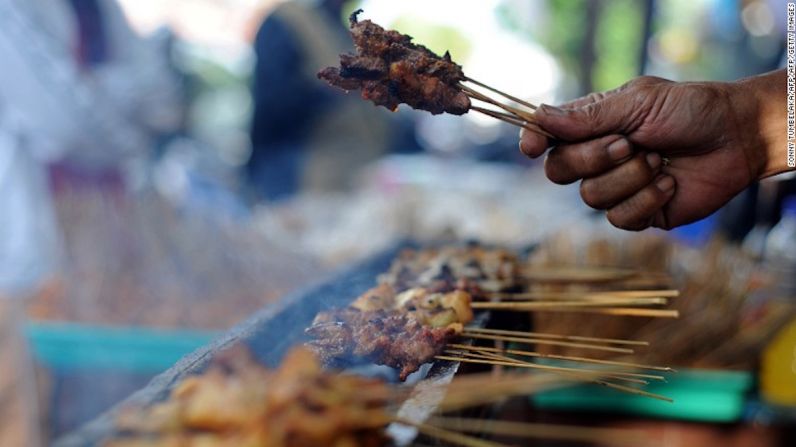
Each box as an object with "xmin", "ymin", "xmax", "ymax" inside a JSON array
[
  {"xmin": 470, "ymin": 106, "xmax": 527, "ymax": 122},
  {"xmin": 436, "ymin": 355, "xmax": 673, "ymax": 402},
  {"xmin": 459, "ymin": 84, "xmax": 536, "ymax": 122},
  {"xmin": 470, "ymin": 106, "xmax": 550, "ymax": 137},
  {"xmin": 462, "ymin": 327, "xmax": 649, "ymax": 346},
  {"xmin": 469, "ymin": 103, "xmax": 553, "ymax": 138},
  {"xmin": 426, "ymin": 417, "xmax": 652, "ymax": 446},
  {"xmin": 444, "ymin": 349, "xmax": 655, "ymax": 384},
  {"xmin": 470, "ymin": 306, "xmax": 679, "ymax": 317},
  {"xmin": 438, "ymin": 373, "xmax": 567, "ymax": 412},
  {"xmin": 565, "ymin": 308, "xmax": 680, "ymax": 318},
  {"xmin": 471, "ymin": 297, "xmax": 668, "ymax": 309},
  {"xmin": 457, "ymin": 82, "xmax": 555, "ymax": 139},
  {"xmin": 464, "ymin": 77, "xmax": 539, "ymax": 110},
  {"xmin": 486, "ymin": 289, "xmax": 680, "ymax": 300},
  {"xmin": 470, "ymin": 106, "xmax": 531, "ymax": 129},
  {"xmin": 436, "ymin": 354, "xmax": 663, "ymax": 381},
  {"xmin": 438, "ymin": 355, "xmax": 649, "ymax": 385},
  {"xmin": 448, "ymin": 343, "xmax": 674, "ymax": 372},
  {"xmin": 396, "ymin": 418, "xmax": 511, "ymax": 447},
  {"xmin": 447, "ymin": 349, "xmax": 666, "ymax": 382},
  {"xmin": 521, "ymin": 267, "xmax": 645, "ymax": 283},
  {"xmin": 460, "ymin": 332, "xmax": 636, "ymax": 354}
]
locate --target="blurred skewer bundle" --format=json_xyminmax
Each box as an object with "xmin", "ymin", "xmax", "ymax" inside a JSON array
[{"xmin": 527, "ymin": 231, "xmax": 796, "ymax": 370}]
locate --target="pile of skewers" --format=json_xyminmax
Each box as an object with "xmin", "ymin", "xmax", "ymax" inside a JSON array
[
  {"xmin": 305, "ymin": 244, "xmax": 678, "ymax": 401},
  {"xmin": 319, "ymin": 10, "xmax": 552, "ymax": 138},
  {"xmin": 528, "ymin": 232, "xmax": 796, "ymax": 369}
]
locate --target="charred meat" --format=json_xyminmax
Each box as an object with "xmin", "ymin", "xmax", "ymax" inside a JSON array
[
  {"xmin": 306, "ymin": 308, "xmax": 459, "ymax": 381},
  {"xmin": 306, "ymin": 285, "xmax": 472, "ymax": 380},
  {"xmin": 318, "ymin": 10, "xmax": 470, "ymax": 115}
]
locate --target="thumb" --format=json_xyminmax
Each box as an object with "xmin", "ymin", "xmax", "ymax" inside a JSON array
[{"xmin": 535, "ymin": 91, "xmax": 633, "ymax": 142}]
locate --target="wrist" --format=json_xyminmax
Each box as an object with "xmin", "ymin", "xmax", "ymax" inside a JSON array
[{"xmin": 735, "ymin": 70, "xmax": 790, "ymax": 178}]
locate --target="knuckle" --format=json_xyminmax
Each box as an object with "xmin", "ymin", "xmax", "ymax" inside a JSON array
[
  {"xmin": 608, "ymin": 187, "xmax": 660, "ymax": 231},
  {"xmin": 574, "ymin": 141, "xmax": 601, "ymax": 168},
  {"xmin": 606, "ymin": 209, "xmax": 630, "ymax": 230},
  {"xmin": 543, "ymin": 154, "xmax": 569, "ymax": 184},
  {"xmin": 580, "ymin": 180, "xmax": 607, "ymax": 209},
  {"xmin": 628, "ymin": 154, "xmax": 653, "ymax": 179},
  {"xmin": 628, "ymin": 75, "xmax": 666, "ymax": 89},
  {"xmin": 607, "ymin": 207, "xmax": 649, "ymax": 231},
  {"xmin": 582, "ymin": 102, "xmax": 603, "ymax": 124},
  {"xmin": 606, "ymin": 211, "xmax": 649, "ymax": 231}
]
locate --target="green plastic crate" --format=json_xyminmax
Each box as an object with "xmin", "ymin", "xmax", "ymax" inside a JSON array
[
  {"xmin": 534, "ymin": 368, "xmax": 754, "ymax": 422},
  {"xmin": 25, "ymin": 321, "xmax": 219, "ymax": 372}
]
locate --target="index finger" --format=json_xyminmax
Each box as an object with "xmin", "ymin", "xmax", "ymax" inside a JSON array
[{"xmin": 520, "ymin": 91, "xmax": 614, "ymax": 158}]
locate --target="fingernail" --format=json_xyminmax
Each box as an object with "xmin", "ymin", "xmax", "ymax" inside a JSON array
[
  {"xmin": 606, "ymin": 138, "xmax": 631, "ymax": 163},
  {"xmin": 656, "ymin": 175, "xmax": 675, "ymax": 193},
  {"xmin": 646, "ymin": 152, "xmax": 662, "ymax": 170},
  {"xmin": 539, "ymin": 104, "xmax": 565, "ymax": 116}
]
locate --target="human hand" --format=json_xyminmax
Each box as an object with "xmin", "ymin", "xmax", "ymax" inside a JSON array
[{"xmin": 519, "ymin": 75, "xmax": 772, "ymax": 230}]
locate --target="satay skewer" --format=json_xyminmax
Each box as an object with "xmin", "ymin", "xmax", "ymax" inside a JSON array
[
  {"xmin": 459, "ymin": 83, "xmax": 537, "ymax": 122},
  {"xmin": 471, "ymin": 297, "xmax": 669, "ymax": 309},
  {"xmin": 470, "ymin": 106, "xmax": 552, "ymax": 138},
  {"xmin": 520, "ymin": 267, "xmax": 664, "ymax": 283},
  {"xmin": 459, "ymin": 84, "xmax": 556, "ymax": 139},
  {"xmin": 463, "ymin": 77, "xmax": 539, "ymax": 110},
  {"xmin": 425, "ymin": 417, "xmax": 652, "ymax": 446},
  {"xmin": 567, "ymin": 308, "xmax": 680, "ymax": 318},
  {"xmin": 437, "ymin": 353, "xmax": 663, "ymax": 383},
  {"xmin": 439, "ymin": 353, "xmax": 674, "ymax": 402},
  {"xmin": 460, "ymin": 332, "xmax": 636, "ymax": 354},
  {"xmin": 448, "ymin": 343, "xmax": 675, "ymax": 372},
  {"xmin": 444, "ymin": 349, "xmax": 661, "ymax": 383},
  {"xmin": 462, "ymin": 327, "xmax": 649, "ymax": 346},
  {"xmin": 396, "ymin": 419, "xmax": 510, "ymax": 447},
  {"xmin": 486, "ymin": 289, "xmax": 680, "ymax": 300}
]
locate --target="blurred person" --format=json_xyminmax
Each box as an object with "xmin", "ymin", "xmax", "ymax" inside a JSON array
[
  {"xmin": 518, "ymin": 69, "xmax": 792, "ymax": 231},
  {"xmin": 0, "ymin": 0, "xmax": 181, "ymax": 294},
  {"xmin": 248, "ymin": 0, "xmax": 419, "ymax": 201},
  {"xmin": 0, "ymin": 1, "xmax": 180, "ymax": 443}
]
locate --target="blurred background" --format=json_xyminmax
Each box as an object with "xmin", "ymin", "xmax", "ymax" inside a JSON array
[{"xmin": 0, "ymin": 0, "xmax": 794, "ymax": 445}]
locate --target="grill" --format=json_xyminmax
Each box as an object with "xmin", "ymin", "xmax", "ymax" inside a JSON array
[{"xmin": 55, "ymin": 242, "xmax": 488, "ymax": 447}]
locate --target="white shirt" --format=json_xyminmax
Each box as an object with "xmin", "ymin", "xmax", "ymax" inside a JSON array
[{"xmin": 0, "ymin": 0, "xmax": 181, "ymax": 295}]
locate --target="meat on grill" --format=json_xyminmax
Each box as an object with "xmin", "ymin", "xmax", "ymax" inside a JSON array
[
  {"xmin": 317, "ymin": 9, "xmax": 470, "ymax": 115},
  {"xmin": 378, "ymin": 246, "xmax": 522, "ymax": 296},
  {"xmin": 306, "ymin": 308, "xmax": 458, "ymax": 381}
]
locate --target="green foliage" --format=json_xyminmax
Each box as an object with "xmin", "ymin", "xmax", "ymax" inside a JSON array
[
  {"xmin": 593, "ymin": 0, "xmax": 643, "ymax": 90},
  {"xmin": 522, "ymin": 0, "xmax": 588, "ymax": 89}
]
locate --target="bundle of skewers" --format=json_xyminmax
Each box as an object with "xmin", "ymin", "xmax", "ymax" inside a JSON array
[
  {"xmin": 527, "ymin": 232, "xmax": 796, "ymax": 369},
  {"xmin": 319, "ymin": 10, "xmax": 552, "ymax": 138},
  {"xmin": 107, "ymin": 345, "xmax": 656, "ymax": 447}
]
